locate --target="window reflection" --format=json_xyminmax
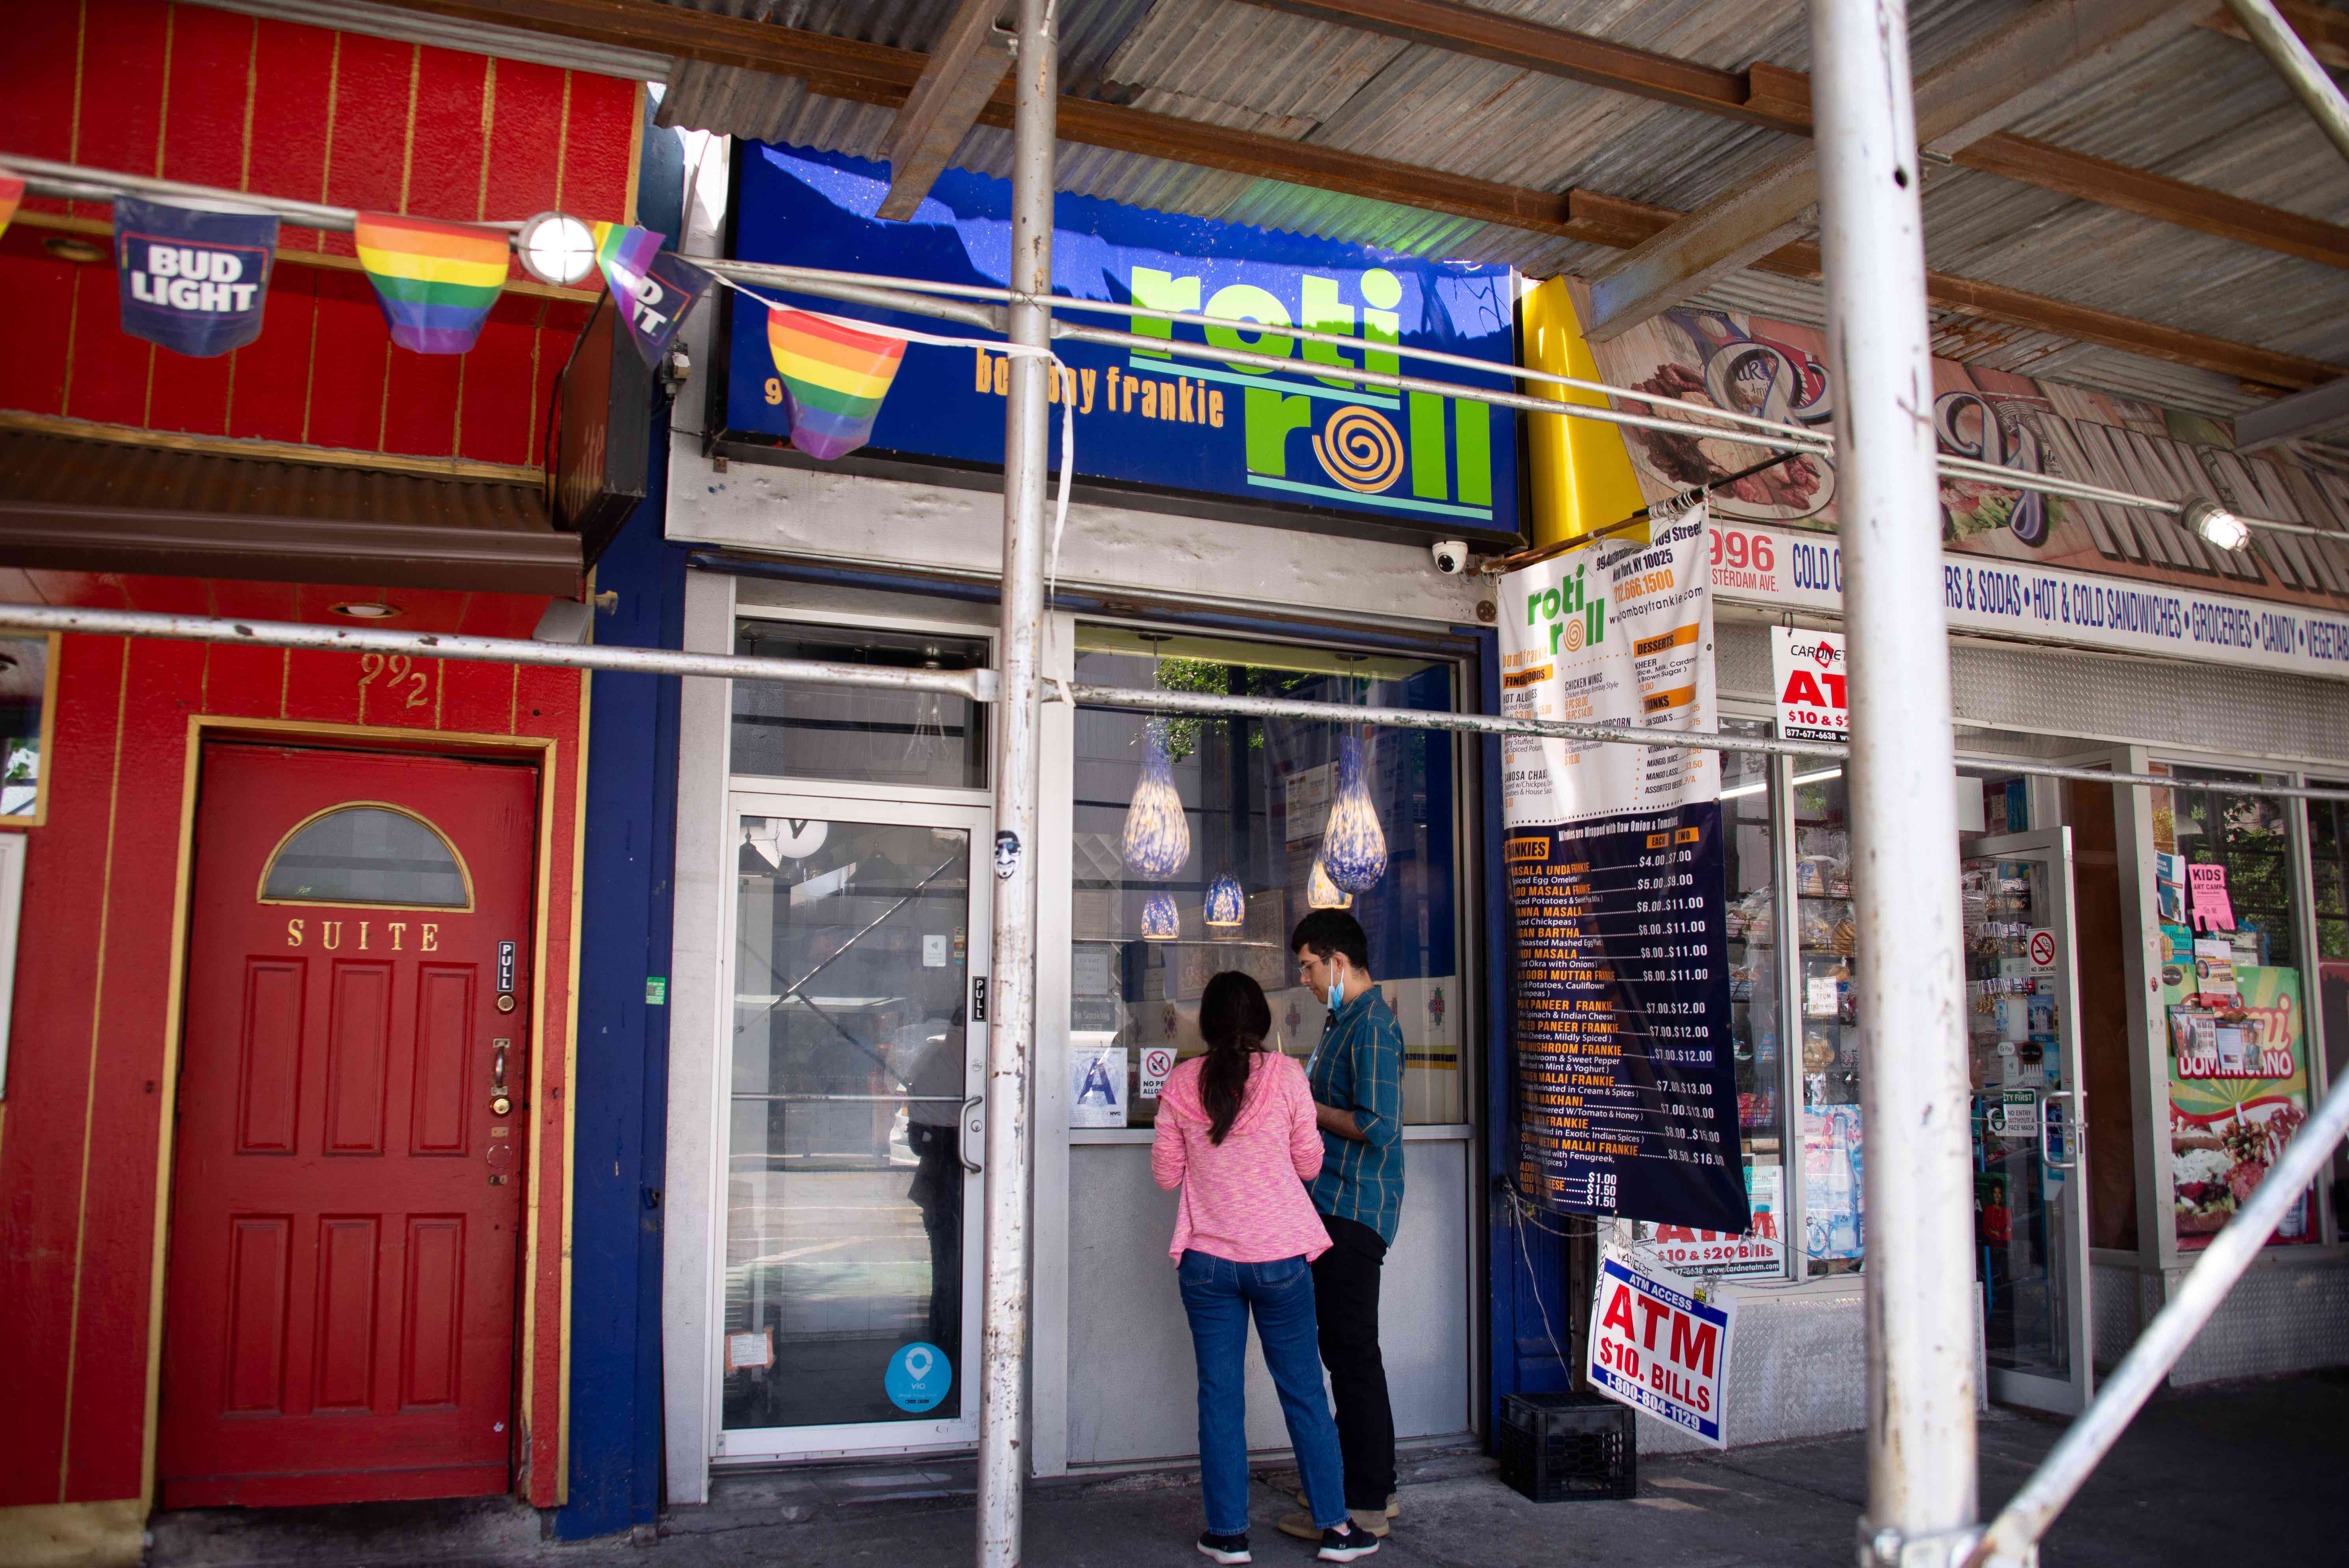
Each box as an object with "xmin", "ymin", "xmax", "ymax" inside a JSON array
[
  {"xmin": 1069, "ymin": 629, "xmax": 1463, "ymax": 1127},
  {"xmin": 732, "ymin": 621, "xmax": 988, "ymax": 790}
]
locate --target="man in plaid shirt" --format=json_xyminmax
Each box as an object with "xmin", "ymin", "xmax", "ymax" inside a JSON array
[{"xmin": 1277, "ymin": 909, "xmax": 1405, "ymax": 1543}]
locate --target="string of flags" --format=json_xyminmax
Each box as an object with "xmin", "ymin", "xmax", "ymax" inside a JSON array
[
  {"xmin": 0, "ymin": 180, "xmax": 719, "ymax": 368},
  {"xmin": 0, "ymin": 173, "xmax": 1024, "ymax": 475}
]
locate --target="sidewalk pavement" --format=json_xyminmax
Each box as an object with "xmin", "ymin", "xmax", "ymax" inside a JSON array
[{"xmin": 150, "ymin": 1371, "xmax": 2345, "ymax": 1567}]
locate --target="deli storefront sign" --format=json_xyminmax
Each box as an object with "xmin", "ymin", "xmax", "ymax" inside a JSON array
[
  {"xmin": 718, "ymin": 143, "xmax": 1521, "ymax": 543},
  {"xmin": 1710, "ymin": 521, "xmax": 2349, "ymax": 681}
]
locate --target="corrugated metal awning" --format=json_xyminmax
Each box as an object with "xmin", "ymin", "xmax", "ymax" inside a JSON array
[{"xmin": 0, "ymin": 430, "xmax": 583, "ymax": 596}]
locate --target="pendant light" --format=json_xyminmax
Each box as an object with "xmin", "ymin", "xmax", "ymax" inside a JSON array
[
  {"xmin": 1202, "ymin": 871, "xmax": 1246, "ymax": 929},
  {"xmin": 1121, "ymin": 718, "xmax": 1191, "ymax": 878},
  {"xmin": 1321, "ymin": 732, "xmax": 1388, "ymax": 893},
  {"xmin": 1140, "ymin": 889, "xmax": 1180, "ymax": 939},
  {"xmin": 1307, "ymin": 854, "xmax": 1353, "ymax": 910}
]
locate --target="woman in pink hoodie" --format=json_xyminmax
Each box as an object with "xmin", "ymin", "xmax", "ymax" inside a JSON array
[{"xmin": 1153, "ymin": 972, "xmax": 1378, "ymax": 1565}]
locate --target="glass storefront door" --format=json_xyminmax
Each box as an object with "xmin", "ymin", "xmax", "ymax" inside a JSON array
[
  {"xmin": 719, "ymin": 792, "xmax": 989, "ymax": 1457},
  {"xmin": 1960, "ymin": 827, "xmax": 2093, "ymax": 1415}
]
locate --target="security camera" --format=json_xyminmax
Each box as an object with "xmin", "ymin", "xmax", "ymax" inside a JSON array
[{"xmin": 1431, "ymin": 539, "xmax": 1470, "ymax": 575}]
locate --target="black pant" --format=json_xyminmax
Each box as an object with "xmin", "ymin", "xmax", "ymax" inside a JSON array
[{"xmin": 1310, "ymin": 1213, "xmax": 1395, "ymax": 1512}]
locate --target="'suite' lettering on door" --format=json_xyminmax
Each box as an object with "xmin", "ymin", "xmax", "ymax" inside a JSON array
[{"xmin": 285, "ymin": 919, "xmax": 439, "ymax": 951}]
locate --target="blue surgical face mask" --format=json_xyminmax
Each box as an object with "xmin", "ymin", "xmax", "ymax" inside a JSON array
[{"xmin": 1325, "ymin": 968, "xmax": 1345, "ymax": 1012}]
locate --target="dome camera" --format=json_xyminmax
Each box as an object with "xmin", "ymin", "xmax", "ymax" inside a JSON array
[{"xmin": 1430, "ymin": 539, "xmax": 1470, "ymax": 575}]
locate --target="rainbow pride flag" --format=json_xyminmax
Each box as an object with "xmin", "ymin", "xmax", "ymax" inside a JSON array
[
  {"xmin": 766, "ymin": 305, "xmax": 908, "ymax": 461},
  {"xmin": 591, "ymin": 220, "xmax": 661, "ymax": 299},
  {"xmin": 0, "ymin": 177, "xmax": 21, "ymax": 241},
  {"xmin": 352, "ymin": 212, "xmax": 509, "ymax": 353}
]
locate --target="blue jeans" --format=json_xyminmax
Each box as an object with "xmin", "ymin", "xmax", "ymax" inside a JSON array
[{"xmin": 1176, "ymin": 1250, "xmax": 1348, "ymax": 1535}]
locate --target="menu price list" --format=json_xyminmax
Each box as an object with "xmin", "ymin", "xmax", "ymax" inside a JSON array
[{"xmin": 1509, "ymin": 802, "xmax": 1751, "ymax": 1235}]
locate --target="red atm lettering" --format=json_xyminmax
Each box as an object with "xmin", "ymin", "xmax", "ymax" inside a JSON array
[
  {"xmin": 1671, "ymin": 1313, "xmax": 1719, "ymax": 1379},
  {"xmin": 1780, "ymin": 669, "xmax": 1846, "ymax": 707},
  {"xmin": 1600, "ymin": 1285, "xmax": 1638, "ymax": 1339}
]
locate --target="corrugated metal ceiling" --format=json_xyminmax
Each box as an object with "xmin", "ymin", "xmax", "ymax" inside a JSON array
[{"xmin": 653, "ymin": 0, "xmax": 2349, "ymax": 424}]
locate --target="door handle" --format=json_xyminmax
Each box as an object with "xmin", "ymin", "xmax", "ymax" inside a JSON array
[
  {"xmin": 2043, "ymin": 1088, "xmax": 2079, "ymax": 1170},
  {"xmin": 959, "ymin": 1095, "xmax": 984, "ymax": 1174},
  {"xmin": 491, "ymin": 1039, "xmax": 512, "ymax": 1117}
]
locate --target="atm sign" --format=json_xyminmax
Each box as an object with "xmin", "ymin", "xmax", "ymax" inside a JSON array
[{"xmin": 1771, "ymin": 627, "xmax": 1847, "ymax": 743}]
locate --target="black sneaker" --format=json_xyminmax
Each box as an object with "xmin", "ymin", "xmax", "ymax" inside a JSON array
[
  {"xmin": 1197, "ymin": 1529, "xmax": 1252, "ymax": 1564},
  {"xmin": 1317, "ymin": 1521, "xmax": 1380, "ymax": 1562}
]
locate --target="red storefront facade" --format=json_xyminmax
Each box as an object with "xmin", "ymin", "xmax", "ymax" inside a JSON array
[{"xmin": 0, "ymin": 6, "xmax": 640, "ymax": 1560}]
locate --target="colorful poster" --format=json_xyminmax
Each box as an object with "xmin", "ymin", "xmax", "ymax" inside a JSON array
[
  {"xmin": 113, "ymin": 195, "xmax": 277, "ymax": 357},
  {"xmin": 1801, "ymin": 1103, "xmax": 1866, "ymax": 1262},
  {"xmin": 2188, "ymin": 862, "xmax": 2237, "ymax": 933},
  {"xmin": 1498, "ymin": 501, "xmax": 1746, "ymax": 1234},
  {"xmin": 1590, "ymin": 305, "xmax": 2349, "ymax": 619},
  {"xmin": 2167, "ymin": 965, "xmax": 2314, "ymax": 1249},
  {"xmin": 1770, "ymin": 627, "xmax": 1846, "ymax": 744}
]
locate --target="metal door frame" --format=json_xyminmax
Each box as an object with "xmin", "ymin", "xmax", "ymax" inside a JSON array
[
  {"xmin": 1961, "ymin": 824, "xmax": 2094, "ymax": 1416},
  {"xmin": 711, "ymin": 783, "xmax": 993, "ymax": 1462}
]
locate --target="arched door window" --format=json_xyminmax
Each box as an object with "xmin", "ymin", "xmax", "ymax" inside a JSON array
[{"xmin": 258, "ymin": 803, "xmax": 473, "ymax": 910}]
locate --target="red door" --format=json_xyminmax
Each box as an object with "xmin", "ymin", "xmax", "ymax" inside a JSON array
[{"xmin": 161, "ymin": 744, "xmax": 537, "ymax": 1507}]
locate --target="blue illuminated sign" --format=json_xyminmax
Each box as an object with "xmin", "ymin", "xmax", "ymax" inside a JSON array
[{"xmin": 721, "ymin": 143, "xmax": 1521, "ymax": 539}]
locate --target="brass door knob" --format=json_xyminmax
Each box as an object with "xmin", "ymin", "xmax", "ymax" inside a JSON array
[{"xmin": 491, "ymin": 1094, "xmax": 512, "ymax": 1116}]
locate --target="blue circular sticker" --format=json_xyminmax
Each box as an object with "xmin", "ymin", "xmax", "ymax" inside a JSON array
[{"xmin": 884, "ymin": 1341, "xmax": 951, "ymax": 1413}]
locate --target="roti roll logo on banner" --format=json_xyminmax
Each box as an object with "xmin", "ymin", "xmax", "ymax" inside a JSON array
[
  {"xmin": 1499, "ymin": 500, "xmax": 1748, "ymax": 1236},
  {"xmin": 590, "ymin": 221, "xmax": 714, "ymax": 367},
  {"xmin": 353, "ymin": 212, "xmax": 510, "ymax": 354},
  {"xmin": 113, "ymin": 195, "xmax": 278, "ymax": 357},
  {"xmin": 765, "ymin": 305, "xmax": 910, "ymax": 461}
]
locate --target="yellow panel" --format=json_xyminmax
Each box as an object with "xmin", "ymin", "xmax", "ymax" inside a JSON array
[{"xmin": 1522, "ymin": 278, "xmax": 1649, "ymax": 549}]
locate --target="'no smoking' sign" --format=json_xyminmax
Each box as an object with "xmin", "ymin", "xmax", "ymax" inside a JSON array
[{"xmin": 2027, "ymin": 929, "xmax": 2057, "ymax": 971}]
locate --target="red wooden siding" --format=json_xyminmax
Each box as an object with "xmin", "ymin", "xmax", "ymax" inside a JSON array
[
  {"xmin": 0, "ymin": 0, "xmax": 639, "ymax": 467},
  {"xmin": 0, "ymin": 566, "xmax": 584, "ymax": 1511}
]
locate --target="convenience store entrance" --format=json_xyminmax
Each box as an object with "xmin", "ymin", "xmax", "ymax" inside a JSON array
[{"xmin": 1960, "ymin": 825, "xmax": 2093, "ymax": 1416}]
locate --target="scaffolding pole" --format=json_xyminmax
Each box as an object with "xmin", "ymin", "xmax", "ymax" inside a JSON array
[
  {"xmin": 977, "ymin": 0, "xmax": 1055, "ymax": 1562},
  {"xmin": 1811, "ymin": 1, "xmax": 1982, "ymax": 1564}
]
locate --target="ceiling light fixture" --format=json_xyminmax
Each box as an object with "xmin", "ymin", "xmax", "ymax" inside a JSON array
[
  {"xmin": 2181, "ymin": 498, "xmax": 2249, "ymax": 552},
  {"xmin": 516, "ymin": 210, "xmax": 598, "ymax": 287},
  {"xmin": 330, "ymin": 601, "xmax": 400, "ymax": 619}
]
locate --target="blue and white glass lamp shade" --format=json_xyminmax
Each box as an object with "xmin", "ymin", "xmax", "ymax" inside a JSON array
[
  {"xmin": 1321, "ymin": 735, "xmax": 1388, "ymax": 893},
  {"xmin": 1307, "ymin": 856, "xmax": 1352, "ymax": 910},
  {"xmin": 1140, "ymin": 889, "xmax": 1180, "ymax": 940},
  {"xmin": 1120, "ymin": 723, "xmax": 1191, "ymax": 880},
  {"xmin": 1202, "ymin": 872, "xmax": 1246, "ymax": 929}
]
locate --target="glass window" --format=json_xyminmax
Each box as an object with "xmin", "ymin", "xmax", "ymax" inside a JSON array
[
  {"xmin": 1793, "ymin": 760, "xmax": 1862, "ymax": 1275},
  {"xmin": 1720, "ymin": 718, "xmax": 1787, "ymax": 1274},
  {"xmin": 2154, "ymin": 766, "xmax": 2296, "ymax": 969},
  {"xmin": 260, "ymin": 805, "xmax": 470, "ymax": 908},
  {"xmin": 732, "ymin": 621, "xmax": 988, "ymax": 790},
  {"xmin": 0, "ymin": 634, "xmax": 52, "ymax": 824},
  {"xmin": 1068, "ymin": 627, "xmax": 1463, "ymax": 1127}
]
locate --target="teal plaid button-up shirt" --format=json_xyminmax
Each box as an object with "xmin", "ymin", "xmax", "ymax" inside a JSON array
[{"xmin": 1306, "ymin": 983, "xmax": 1405, "ymax": 1244}]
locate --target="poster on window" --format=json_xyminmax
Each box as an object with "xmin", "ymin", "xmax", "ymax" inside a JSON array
[
  {"xmin": 1497, "ymin": 501, "xmax": 1746, "ymax": 1234},
  {"xmin": 2165, "ymin": 960, "xmax": 2314, "ymax": 1248}
]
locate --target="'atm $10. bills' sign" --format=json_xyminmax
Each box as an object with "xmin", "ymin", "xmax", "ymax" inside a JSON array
[{"xmin": 1705, "ymin": 523, "xmax": 2349, "ymax": 680}]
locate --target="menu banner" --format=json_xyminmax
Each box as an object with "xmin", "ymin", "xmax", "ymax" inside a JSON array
[
  {"xmin": 1499, "ymin": 502, "xmax": 1748, "ymax": 1234},
  {"xmin": 2161, "ymin": 937, "xmax": 2315, "ymax": 1249}
]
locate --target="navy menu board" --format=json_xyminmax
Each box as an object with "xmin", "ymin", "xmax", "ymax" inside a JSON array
[
  {"xmin": 1497, "ymin": 506, "xmax": 1748, "ymax": 1233},
  {"xmin": 719, "ymin": 142, "xmax": 1521, "ymax": 542}
]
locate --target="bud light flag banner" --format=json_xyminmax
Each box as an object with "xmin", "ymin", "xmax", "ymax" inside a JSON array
[
  {"xmin": 114, "ymin": 196, "xmax": 277, "ymax": 357},
  {"xmin": 720, "ymin": 141, "xmax": 1518, "ymax": 542},
  {"xmin": 590, "ymin": 221, "xmax": 712, "ymax": 367},
  {"xmin": 1498, "ymin": 501, "xmax": 1747, "ymax": 1234}
]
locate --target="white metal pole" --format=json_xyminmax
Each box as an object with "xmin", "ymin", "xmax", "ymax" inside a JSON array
[
  {"xmin": 2222, "ymin": 0, "xmax": 2349, "ymax": 169},
  {"xmin": 976, "ymin": 0, "xmax": 1055, "ymax": 1562},
  {"xmin": 1809, "ymin": 2, "xmax": 1981, "ymax": 1564}
]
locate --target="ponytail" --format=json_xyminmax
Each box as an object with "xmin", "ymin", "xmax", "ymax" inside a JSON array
[{"xmin": 1198, "ymin": 971, "xmax": 1273, "ymax": 1144}]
